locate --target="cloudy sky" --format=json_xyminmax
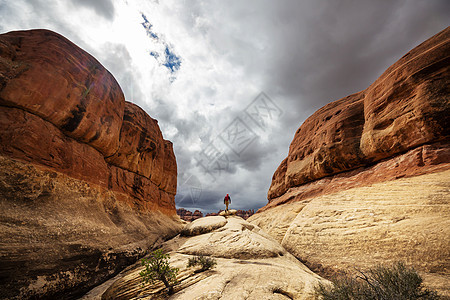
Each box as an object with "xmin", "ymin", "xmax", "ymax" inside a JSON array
[{"xmin": 1, "ymin": 0, "xmax": 448, "ymax": 213}]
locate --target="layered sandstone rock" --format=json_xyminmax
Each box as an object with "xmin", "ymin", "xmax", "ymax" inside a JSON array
[
  {"xmin": 0, "ymin": 29, "xmax": 182, "ymax": 299},
  {"xmin": 0, "ymin": 29, "xmax": 124, "ymax": 157},
  {"xmin": 250, "ymin": 27, "xmax": 450, "ymax": 296},
  {"xmin": 176, "ymin": 208, "xmax": 204, "ymax": 222},
  {"xmin": 269, "ymin": 27, "xmax": 449, "ymax": 199},
  {"xmin": 99, "ymin": 216, "xmax": 328, "ymax": 300},
  {"xmin": 251, "ymin": 170, "xmax": 450, "ymax": 295}
]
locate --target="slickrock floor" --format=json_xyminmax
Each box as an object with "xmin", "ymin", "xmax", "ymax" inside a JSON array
[
  {"xmin": 249, "ymin": 169, "xmax": 450, "ymax": 297},
  {"xmin": 87, "ymin": 216, "xmax": 328, "ymax": 300}
]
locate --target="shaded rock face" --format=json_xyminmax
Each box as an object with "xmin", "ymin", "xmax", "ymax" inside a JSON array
[
  {"xmin": 269, "ymin": 27, "xmax": 449, "ymax": 200},
  {"xmin": 0, "ymin": 29, "xmax": 182, "ymax": 299},
  {"xmin": 251, "ymin": 27, "xmax": 450, "ymax": 296},
  {"xmin": 100, "ymin": 216, "xmax": 328, "ymax": 300}
]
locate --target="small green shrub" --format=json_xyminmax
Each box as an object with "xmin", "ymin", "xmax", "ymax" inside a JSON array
[
  {"xmin": 139, "ymin": 249, "xmax": 179, "ymax": 295},
  {"xmin": 187, "ymin": 255, "xmax": 217, "ymax": 272},
  {"xmin": 315, "ymin": 262, "xmax": 439, "ymax": 300}
]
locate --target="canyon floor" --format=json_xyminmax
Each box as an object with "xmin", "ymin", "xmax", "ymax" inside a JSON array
[
  {"xmin": 79, "ymin": 215, "xmax": 328, "ymax": 300},
  {"xmin": 78, "ymin": 170, "xmax": 450, "ymax": 299}
]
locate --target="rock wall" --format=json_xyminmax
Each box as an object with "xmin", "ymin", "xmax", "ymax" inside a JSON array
[
  {"xmin": 0, "ymin": 29, "xmax": 182, "ymax": 299},
  {"xmin": 268, "ymin": 27, "xmax": 449, "ymax": 200},
  {"xmin": 249, "ymin": 27, "xmax": 450, "ymax": 295}
]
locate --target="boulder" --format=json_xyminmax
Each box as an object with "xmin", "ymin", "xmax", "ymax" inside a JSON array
[
  {"xmin": 177, "ymin": 216, "xmax": 286, "ymax": 259},
  {"xmin": 219, "ymin": 209, "xmax": 237, "ymax": 216},
  {"xmin": 180, "ymin": 216, "xmax": 227, "ymax": 236},
  {"xmin": 0, "ymin": 29, "xmax": 182, "ymax": 299}
]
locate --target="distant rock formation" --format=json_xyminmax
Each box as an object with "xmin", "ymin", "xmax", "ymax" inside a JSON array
[
  {"xmin": 177, "ymin": 208, "xmax": 203, "ymax": 222},
  {"xmin": 100, "ymin": 216, "xmax": 328, "ymax": 299},
  {"xmin": 249, "ymin": 27, "xmax": 450, "ymax": 296},
  {"xmin": 0, "ymin": 29, "xmax": 182, "ymax": 299}
]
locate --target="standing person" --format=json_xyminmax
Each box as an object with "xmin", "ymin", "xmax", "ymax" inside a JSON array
[{"xmin": 224, "ymin": 194, "xmax": 231, "ymax": 212}]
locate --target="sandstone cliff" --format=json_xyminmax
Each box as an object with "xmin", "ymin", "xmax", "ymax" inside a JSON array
[
  {"xmin": 249, "ymin": 27, "xmax": 450, "ymax": 295},
  {"xmin": 0, "ymin": 29, "xmax": 182, "ymax": 299}
]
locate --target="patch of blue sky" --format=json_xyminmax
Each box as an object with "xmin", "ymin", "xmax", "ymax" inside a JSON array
[
  {"xmin": 150, "ymin": 51, "xmax": 159, "ymax": 59},
  {"xmin": 140, "ymin": 13, "xmax": 181, "ymax": 75},
  {"xmin": 162, "ymin": 46, "xmax": 181, "ymax": 73},
  {"xmin": 141, "ymin": 13, "xmax": 158, "ymax": 39}
]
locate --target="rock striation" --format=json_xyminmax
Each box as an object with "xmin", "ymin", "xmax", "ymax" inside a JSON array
[
  {"xmin": 0, "ymin": 29, "xmax": 182, "ymax": 299},
  {"xmin": 99, "ymin": 216, "xmax": 328, "ymax": 300},
  {"xmin": 249, "ymin": 27, "xmax": 450, "ymax": 296},
  {"xmin": 268, "ymin": 27, "xmax": 449, "ymax": 200}
]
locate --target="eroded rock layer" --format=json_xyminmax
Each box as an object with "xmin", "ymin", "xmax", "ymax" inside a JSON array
[
  {"xmin": 0, "ymin": 29, "xmax": 182, "ymax": 299},
  {"xmin": 251, "ymin": 27, "xmax": 450, "ymax": 296},
  {"xmin": 269, "ymin": 27, "xmax": 449, "ymax": 200}
]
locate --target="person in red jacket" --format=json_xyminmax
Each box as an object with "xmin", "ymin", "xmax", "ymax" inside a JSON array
[{"xmin": 224, "ymin": 194, "xmax": 231, "ymax": 212}]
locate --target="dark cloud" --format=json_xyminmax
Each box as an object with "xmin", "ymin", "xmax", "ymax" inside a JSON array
[
  {"xmin": 263, "ymin": 0, "xmax": 449, "ymax": 111},
  {"xmin": 171, "ymin": 0, "xmax": 449, "ymax": 213},
  {"xmin": 72, "ymin": 0, "xmax": 115, "ymax": 20}
]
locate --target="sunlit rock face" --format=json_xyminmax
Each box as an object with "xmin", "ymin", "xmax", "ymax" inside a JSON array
[
  {"xmin": 0, "ymin": 29, "xmax": 182, "ymax": 299},
  {"xmin": 250, "ymin": 27, "xmax": 450, "ymax": 296}
]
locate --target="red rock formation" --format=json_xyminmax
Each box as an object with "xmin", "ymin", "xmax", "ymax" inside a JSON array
[
  {"xmin": 177, "ymin": 208, "xmax": 204, "ymax": 222},
  {"xmin": 268, "ymin": 26, "xmax": 450, "ymax": 201},
  {"xmin": 0, "ymin": 29, "xmax": 124, "ymax": 157},
  {"xmin": 236, "ymin": 209, "xmax": 255, "ymax": 220},
  {"xmin": 177, "ymin": 208, "xmax": 193, "ymax": 220},
  {"xmin": 262, "ymin": 141, "xmax": 450, "ymax": 212},
  {"xmin": 251, "ymin": 27, "xmax": 450, "ymax": 296},
  {"xmin": 0, "ymin": 29, "xmax": 181, "ymax": 299}
]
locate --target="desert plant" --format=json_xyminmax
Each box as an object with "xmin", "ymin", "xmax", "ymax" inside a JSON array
[
  {"xmin": 139, "ymin": 249, "xmax": 179, "ymax": 295},
  {"xmin": 187, "ymin": 255, "xmax": 217, "ymax": 272},
  {"xmin": 315, "ymin": 262, "xmax": 439, "ymax": 300}
]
